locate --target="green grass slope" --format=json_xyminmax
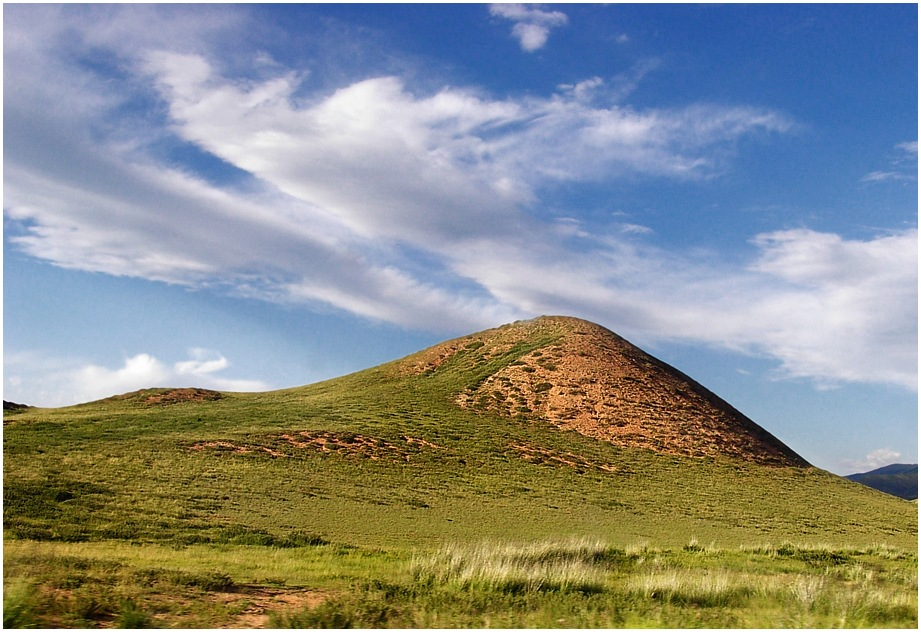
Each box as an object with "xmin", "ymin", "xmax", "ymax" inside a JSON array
[{"xmin": 4, "ymin": 317, "xmax": 915, "ymax": 550}]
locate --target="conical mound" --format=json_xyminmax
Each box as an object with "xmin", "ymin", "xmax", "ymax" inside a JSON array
[{"xmin": 403, "ymin": 316, "xmax": 809, "ymax": 468}]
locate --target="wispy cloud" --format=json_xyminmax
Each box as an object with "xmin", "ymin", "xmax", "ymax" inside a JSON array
[
  {"xmin": 861, "ymin": 140, "xmax": 918, "ymax": 183},
  {"xmin": 861, "ymin": 170, "xmax": 914, "ymax": 183},
  {"xmin": 3, "ymin": 5, "xmax": 916, "ymax": 394},
  {"xmin": 490, "ymin": 3, "xmax": 568, "ymax": 52}
]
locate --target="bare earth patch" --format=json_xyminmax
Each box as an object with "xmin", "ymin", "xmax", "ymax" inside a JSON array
[
  {"xmin": 511, "ymin": 443, "xmax": 622, "ymax": 473},
  {"xmin": 143, "ymin": 388, "xmax": 224, "ymax": 406},
  {"xmin": 191, "ymin": 432, "xmax": 444, "ymax": 462},
  {"xmin": 208, "ymin": 586, "xmax": 328, "ymax": 629},
  {"xmin": 104, "ymin": 388, "xmax": 224, "ymax": 406},
  {"xmin": 405, "ymin": 316, "xmax": 808, "ymax": 468}
]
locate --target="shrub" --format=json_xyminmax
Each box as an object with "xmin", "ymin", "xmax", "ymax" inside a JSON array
[{"xmin": 115, "ymin": 600, "xmax": 153, "ymax": 629}]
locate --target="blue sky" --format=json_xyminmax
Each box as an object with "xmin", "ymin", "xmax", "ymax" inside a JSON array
[{"xmin": 3, "ymin": 3, "xmax": 917, "ymax": 475}]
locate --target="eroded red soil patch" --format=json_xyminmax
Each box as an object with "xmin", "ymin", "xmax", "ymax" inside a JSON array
[
  {"xmin": 189, "ymin": 441, "xmax": 285, "ymax": 457},
  {"xmin": 144, "ymin": 388, "xmax": 223, "ymax": 405},
  {"xmin": 105, "ymin": 387, "xmax": 224, "ymax": 406},
  {"xmin": 191, "ymin": 432, "xmax": 444, "ymax": 462},
  {"xmin": 278, "ymin": 431, "xmax": 444, "ymax": 461},
  {"xmin": 511, "ymin": 443, "xmax": 622, "ymax": 473}
]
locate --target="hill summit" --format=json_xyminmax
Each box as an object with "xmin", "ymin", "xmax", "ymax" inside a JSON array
[{"xmin": 401, "ymin": 316, "xmax": 809, "ymax": 468}]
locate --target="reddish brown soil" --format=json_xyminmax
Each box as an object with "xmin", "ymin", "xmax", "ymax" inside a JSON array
[
  {"xmin": 105, "ymin": 388, "xmax": 224, "ymax": 406},
  {"xmin": 191, "ymin": 431, "xmax": 443, "ymax": 462},
  {"xmin": 205, "ymin": 586, "xmax": 328, "ymax": 628},
  {"xmin": 189, "ymin": 440, "xmax": 285, "ymax": 457},
  {"xmin": 143, "ymin": 388, "xmax": 223, "ymax": 406},
  {"xmin": 511, "ymin": 443, "xmax": 623, "ymax": 473},
  {"xmin": 407, "ymin": 316, "xmax": 808, "ymax": 468}
]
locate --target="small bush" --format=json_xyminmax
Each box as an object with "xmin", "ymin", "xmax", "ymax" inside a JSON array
[{"xmin": 116, "ymin": 600, "xmax": 153, "ymax": 628}]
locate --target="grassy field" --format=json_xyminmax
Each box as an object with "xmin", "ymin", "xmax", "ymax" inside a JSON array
[
  {"xmin": 3, "ymin": 538, "xmax": 916, "ymax": 628},
  {"xmin": 3, "ymin": 326, "xmax": 918, "ymax": 627}
]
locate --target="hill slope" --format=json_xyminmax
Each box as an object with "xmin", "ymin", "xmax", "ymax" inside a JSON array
[
  {"xmin": 401, "ymin": 316, "xmax": 808, "ymax": 467},
  {"xmin": 3, "ymin": 316, "xmax": 916, "ymax": 550},
  {"xmin": 846, "ymin": 464, "xmax": 918, "ymax": 500}
]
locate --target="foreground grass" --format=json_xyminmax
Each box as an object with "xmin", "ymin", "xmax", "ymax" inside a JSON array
[{"xmin": 4, "ymin": 538, "xmax": 917, "ymax": 628}]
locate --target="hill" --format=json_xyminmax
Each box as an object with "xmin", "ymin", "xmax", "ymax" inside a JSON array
[
  {"xmin": 846, "ymin": 463, "xmax": 918, "ymax": 500},
  {"xmin": 4, "ymin": 315, "xmax": 913, "ymax": 549}
]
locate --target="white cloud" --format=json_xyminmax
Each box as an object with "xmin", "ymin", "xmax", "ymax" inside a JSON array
[
  {"xmin": 139, "ymin": 54, "xmax": 790, "ymax": 240},
  {"xmin": 861, "ymin": 170, "xmax": 914, "ymax": 183},
  {"xmin": 174, "ymin": 348, "xmax": 230, "ymax": 377},
  {"xmin": 490, "ymin": 3, "xmax": 568, "ymax": 52},
  {"xmin": 896, "ymin": 140, "xmax": 918, "ymax": 155},
  {"xmin": 618, "ymin": 223, "xmax": 654, "ymax": 235},
  {"xmin": 843, "ymin": 448, "xmax": 903, "ymax": 473},
  {"xmin": 5, "ymin": 349, "xmax": 270, "ymax": 407},
  {"xmin": 740, "ymin": 229, "xmax": 917, "ymax": 389},
  {"xmin": 73, "ymin": 354, "xmax": 172, "ymax": 402},
  {"xmin": 558, "ymin": 76, "xmax": 604, "ymax": 102}
]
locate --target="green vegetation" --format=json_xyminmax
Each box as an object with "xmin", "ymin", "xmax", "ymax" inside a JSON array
[
  {"xmin": 3, "ymin": 539, "xmax": 916, "ymax": 628},
  {"xmin": 3, "ymin": 322, "xmax": 917, "ymax": 627}
]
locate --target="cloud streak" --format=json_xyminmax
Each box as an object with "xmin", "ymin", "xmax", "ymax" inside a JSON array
[
  {"xmin": 862, "ymin": 140, "xmax": 918, "ymax": 183},
  {"xmin": 3, "ymin": 5, "xmax": 916, "ymax": 394}
]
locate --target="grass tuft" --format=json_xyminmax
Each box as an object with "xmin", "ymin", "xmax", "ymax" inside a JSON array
[{"xmin": 3, "ymin": 580, "xmax": 40, "ymax": 629}]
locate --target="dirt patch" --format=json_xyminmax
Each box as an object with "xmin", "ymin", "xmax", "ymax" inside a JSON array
[
  {"xmin": 210, "ymin": 586, "xmax": 328, "ymax": 629},
  {"xmin": 511, "ymin": 443, "xmax": 622, "ymax": 473},
  {"xmin": 278, "ymin": 431, "xmax": 444, "ymax": 461},
  {"xmin": 189, "ymin": 441, "xmax": 285, "ymax": 457},
  {"xmin": 398, "ymin": 317, "xmax": 565, "ymax": 377},
  {"xmin": 103, "ymin": 387, "xmax": 224, "ymax": 407},
  {"xmin": 191, "ymin": 432, "xmax": 444, "ymax": 462},
  {"xmin": 143, "ymin": 388, "xmax": 223, "ymax": 406}
]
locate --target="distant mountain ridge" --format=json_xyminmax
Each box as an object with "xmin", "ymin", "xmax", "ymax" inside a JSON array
[
  {"xmin": 400, "ymin": 316, "xmax": 809, "ymax": 468},
  {"xmin": 846, "ymin": 464, "xmax": 918, "ymax": 500}
]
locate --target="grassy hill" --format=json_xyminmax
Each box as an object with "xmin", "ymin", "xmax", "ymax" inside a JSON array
[{"xmin": 3, "ymin": 316, "xmax": 917, "ymax": 627}]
